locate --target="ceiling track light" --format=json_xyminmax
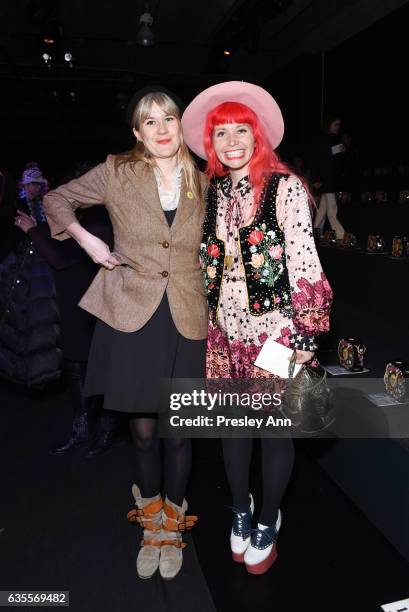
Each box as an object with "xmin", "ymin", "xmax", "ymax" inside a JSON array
[{"xmin": 137, "ymin": 9, "xmax": 154, "ymax": 47}]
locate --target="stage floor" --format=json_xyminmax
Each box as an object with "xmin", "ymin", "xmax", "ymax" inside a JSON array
[{"xmin": 0, "ymin": 382, "xmax": 408, "ymax": 612}]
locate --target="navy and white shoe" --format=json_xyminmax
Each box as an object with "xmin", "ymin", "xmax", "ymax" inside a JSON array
[
  {"xmin": 230, "ymin": 493, "xmax": 254, "ymax": 563},
  {"xmin": 244, "ymin": 509, "xmax": 282, "ymax": 574}
]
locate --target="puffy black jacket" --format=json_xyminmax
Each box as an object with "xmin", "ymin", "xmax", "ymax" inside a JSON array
[{"xmin": 0, "ymin": 224, "xmax": 61, "ymax": 388}]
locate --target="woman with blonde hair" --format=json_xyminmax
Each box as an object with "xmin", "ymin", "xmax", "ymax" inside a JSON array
[{"xmin": 44, "ymin": 87, "xmax": 207, "ymax": 580}]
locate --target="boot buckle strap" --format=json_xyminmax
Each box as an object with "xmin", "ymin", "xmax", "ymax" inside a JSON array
[
  {"xmin": 130, "ymin": 499, "xmax": 163, "ymax": 518},
  {"xmin": 126, "ymin": 500, "xmax": 162, "ymax": 523},
  {"xmin": 163, "ymin": 515, "xmax": 198, "ymax": 532},
  {"xmin": 181, "ymin": 515, "xmax": 198, "ymax": 530},
  {"xmin": 127, "ymin": 512, "xmax": 161, "ymax": 531},
  {"xmin": 127, "ymin": 508, "xmax": 149, "ymax": 522},
  {"xmin": 127, "ymin": 509, "xmax": 139, "ymax": 522},
  {"xmin": 127, "ymin": 501, "xmax": 163, "ymax": 523},
  {"xmin": 161, "ymin": 539, "xmax": 187, "ymax": 549}
]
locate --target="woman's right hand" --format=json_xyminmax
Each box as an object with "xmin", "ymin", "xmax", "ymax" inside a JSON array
[
  {"xmin": 66, "ymin": 220, "xmax": 122, "ymax": 270},
  {"xmin": 79, "ymin": 232, "xmax": 123, "ymax": 270}
]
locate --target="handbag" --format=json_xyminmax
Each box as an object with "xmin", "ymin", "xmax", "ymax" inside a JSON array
[
  {"xmin": 339, "ymin": 232, "xmax": 357, "ymax": 249},
  {"xmin": 399, "ymin": 190, "xmax": 409, "ymax": 204},
  {"xmin": 366, "ymin": 234, "xmax": 385, "ymax": 253},
  {"xmin": 384, "ymin": 361, "xmax": 409, "ymax": 402},
  {"xmin": 391, "ymin": 236, "xmax": 408, "ymax": 258},
  {"xmin": 338, "ymin": 338, "xmax": 366, "ymax": 371},
  {"xmin": 280, "ymin": 350, "xmax": 335, "ymax": 435}
]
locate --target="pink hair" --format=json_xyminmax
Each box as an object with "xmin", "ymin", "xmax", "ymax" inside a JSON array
[{"xmin": 204, "ymin": 101, "xmax": 311, "ymax": 211}]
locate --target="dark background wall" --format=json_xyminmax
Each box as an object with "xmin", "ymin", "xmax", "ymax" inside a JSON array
[
  {"xmin": 269, "ymin": 3, "xmax": 408, "ymax": 166},
  {"xmin": 1, "ymin": 1, "xmax": 408, "ymax": 179}
]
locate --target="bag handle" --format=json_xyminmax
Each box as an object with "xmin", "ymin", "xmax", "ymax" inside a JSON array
[
  {"xmin": 288, "ymin": 349, "xmax": 298, "ymax": 379},
  {"xmin": 289, "ymin": 349, "xmax": 328, "ymax": 390}
]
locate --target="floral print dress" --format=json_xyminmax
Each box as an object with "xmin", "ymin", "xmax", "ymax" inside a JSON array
[{"xmin": 206, "ymin": 174, "xmax": 333, "ymax": 379}]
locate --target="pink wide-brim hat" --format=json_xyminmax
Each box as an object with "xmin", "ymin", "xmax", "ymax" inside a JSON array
[{"xmin": 181, "ymin": 81, "xmax": 284, "ymax": 160}]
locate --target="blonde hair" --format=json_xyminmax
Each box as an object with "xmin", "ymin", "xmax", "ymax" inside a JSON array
[{"xmin": 115, "ymin": 92, "xmax": 203, "ymax": 202}]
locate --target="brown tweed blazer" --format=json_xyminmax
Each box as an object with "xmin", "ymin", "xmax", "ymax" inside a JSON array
[{"xmin": 44, "ymin": 156, "xmax": 208, "ymax": 339}]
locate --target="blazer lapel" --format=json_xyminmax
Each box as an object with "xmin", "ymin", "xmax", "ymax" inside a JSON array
[
  {"xmin": 128, "ymin": 163, "xmax": 169, "ymax": 225},
  {"xmin": 171, "ymin": 175, "xmax": 196, "ymax": 234}
]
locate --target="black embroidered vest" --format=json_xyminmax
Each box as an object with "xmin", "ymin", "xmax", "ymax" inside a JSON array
[{"xmin": 200, "ymin": 173, "xmax": 292, "ymax": 316}]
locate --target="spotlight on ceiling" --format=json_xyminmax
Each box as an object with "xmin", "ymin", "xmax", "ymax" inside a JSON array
[
  {"xmin": 137, "ymin": 11, "xmax": 154, "ymax": 46},
  {"xmin": 43, "ymin": 37, "xmax": 55, "ymax": 44},
  {"xmin": 64, "ymin": 51, "xmax": 73, "ymax": 67},
  {"xmin": 223, "ymin": 50, "xmax": 231, "ymax": 56},
  {"xmin": 42, "ymin": 52, "xmax": 52, "ymax": 67}
]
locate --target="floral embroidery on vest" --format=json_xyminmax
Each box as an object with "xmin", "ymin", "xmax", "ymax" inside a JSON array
[
  {"xmin": 201, "ymin": 174, "xmax": 293, "ymax": 316},
  {"xmin": 199, "ymin": 238, "xmax": 224, "ymax": 297}
]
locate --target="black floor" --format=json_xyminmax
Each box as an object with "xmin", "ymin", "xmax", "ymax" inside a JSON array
[{"xmin": 0, "ymin": 383, "xmax": 408, "ymax": 612}]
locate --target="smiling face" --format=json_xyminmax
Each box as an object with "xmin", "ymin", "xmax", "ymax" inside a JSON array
[
  {"xmin": 212, "ymin": 122, "xmax": 255, "ymax": 179},
  {"xmin": 133, "ymin": 101, "xmax": 182, "ymax": 161}
]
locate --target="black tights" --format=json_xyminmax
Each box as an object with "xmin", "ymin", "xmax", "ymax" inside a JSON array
[
  {"xmin": 129, "ymin": 415, "xmax": 191, "ymax": 506},
  {"xmin": 222, "ymin": 438, "xmax": 294, "ymax": 526}
]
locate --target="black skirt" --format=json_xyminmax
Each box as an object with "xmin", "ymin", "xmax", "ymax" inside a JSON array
[{"xmin": 83, "ymin": 209, "xmax": 206, "ymax": 413}]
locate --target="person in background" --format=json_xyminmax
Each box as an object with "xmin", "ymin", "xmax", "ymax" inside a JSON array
[
  {"xmin": 0, "ymin": 165, "xmax": 17, "ymax": 260},
  {"xmin": 14, "ymin": 163, "xmax": 122, "ymax": 457},
  {"xmin": 310, "ymin": 115, "xmax": 346, "ymax": 241},
  {"xmin": 18, "ymin": 166, "xmax": 48, "ymax": 221},
  {"xmin": 338, "ymin": 132, "xmax": 359, "ymax": 199},
  {"xmin": 0, "ymin": 166, "xmax": 61, "ymax": 390}
]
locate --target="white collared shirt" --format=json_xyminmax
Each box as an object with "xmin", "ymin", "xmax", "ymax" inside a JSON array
[{"xmin": 153, "ymin": 164, "xmax": 182, "ymax": 211}]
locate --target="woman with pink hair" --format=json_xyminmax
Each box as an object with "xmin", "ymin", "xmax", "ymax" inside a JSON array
[{"xmin": 182, "ymin": 82, "xmax": 333, "ymax": 575}]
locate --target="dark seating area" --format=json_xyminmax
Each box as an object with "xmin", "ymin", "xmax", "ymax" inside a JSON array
[{"xmin": 338, "ymin": 200, "xmax": 409, "ymax": 245}]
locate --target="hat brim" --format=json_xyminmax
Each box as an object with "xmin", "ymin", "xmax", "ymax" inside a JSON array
[
  {"xmin": 21, "ymin": 178, "xmax": 45, "ymax": 185},
  {"xmin": 181, "ymin": 81, "xmax": 284, "ymax": 160}
]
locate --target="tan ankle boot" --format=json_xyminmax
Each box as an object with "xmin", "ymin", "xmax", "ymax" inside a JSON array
[
  {"xmin": 159, "ymin": 496, "xmax": 198, "ymax": 580},
  {"xmin": 127, "ymin": 484, "xmax": 163, "ymax": 579}
]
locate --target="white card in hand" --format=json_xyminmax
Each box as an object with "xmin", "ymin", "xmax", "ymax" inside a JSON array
[
  {"xmin": 254, "ymin": 338, "xmax": 302, "ymax": 378},
  {"xmin": 331, "ymin": 143, "xmax": 343, "ymax": 155}
]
